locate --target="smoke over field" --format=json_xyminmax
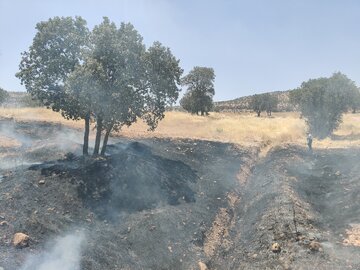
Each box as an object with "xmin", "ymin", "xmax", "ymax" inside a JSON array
[{"xmin": 0, "ymin": 115, "xmax": 360, "ymax": 269}]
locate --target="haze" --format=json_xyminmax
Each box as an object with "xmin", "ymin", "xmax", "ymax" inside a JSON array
[{"xmin": 1, "ymin": 0, "xmax": 360, "ymax": 101}]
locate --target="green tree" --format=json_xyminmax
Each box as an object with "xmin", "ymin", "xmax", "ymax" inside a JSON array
[
  {"xmin": 250, "ymin": 93, "xmax": 278, "ymax": 117},
  {"xmin": 180, "ymin": 92, "xmax": 197, "ymax": 114},
  {"xmin": 67, "ymin": 19, "xmax": 182, "ymax": 155},
  {"xmin": 290, "ymin": 72, "xmax": 357, "ymax": 139},
  {"xmin": 0, "ymin": 87, "xmax": 9, "ymax": 105},
  {"xmin": 18, "ymin": 16, "xmax": 183, "ymax": 156},
  {"xmin": 180, "ymin": 67, "xmax": 215, "ymax": 116},
  {"xmin": 250, "ymin": 94, "xmax": 265, "ymax": 117},
  {"xmin": 263, "ymin": 93, "xmax": 278, "ymax": 116},
  {"xmin": 16, "ymin": 16, "xmax": 91, "ymax": 154},
  {"xmin": 347, "ymin": 87, "xmax": 360, "ymax": 113}
]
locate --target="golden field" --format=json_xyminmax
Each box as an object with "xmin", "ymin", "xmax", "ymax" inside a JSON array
[{"xmin": 1, "ymin": 107, "xmax": 360, "ymax": 153}]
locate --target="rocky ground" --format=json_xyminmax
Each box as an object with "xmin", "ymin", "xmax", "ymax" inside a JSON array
[{"xmin": 0, "ymin": 118, "xmax": 360, "ymax": 269}]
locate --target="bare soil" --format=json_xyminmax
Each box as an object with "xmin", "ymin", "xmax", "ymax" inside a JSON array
[{"xmin": 0, "ymin": 118, "xmax": 360, "ymax": 269}]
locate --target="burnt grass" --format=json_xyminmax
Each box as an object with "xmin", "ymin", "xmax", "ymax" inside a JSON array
[{"xmin": 1, "ymin": 119, "xmax": 360, "ymax": 269}]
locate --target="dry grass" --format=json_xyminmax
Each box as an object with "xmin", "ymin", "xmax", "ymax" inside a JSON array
[
  {"xmin": 121, "ymin": 111, "xmax": 306, "ymax": 149},
  {"xmin": 0, "ymin": 107, "xmax": 84, "ymax": 129},
  {"xmin": 1, "ymin": 107, "xmax": 360, "ymax": 152},
  {"xmin": 343, "ymin": 224, "xmax": 360, "ymax": 247}
]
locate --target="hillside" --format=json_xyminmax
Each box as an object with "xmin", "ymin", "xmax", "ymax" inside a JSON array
[
  {"xmin": 3, "ymin": 90, "xmax": 296, "ymax": 113},
  {"xmin": 214, "ymin": 90, "xmax": 295, "ymax": 112},
  {"xmin": 1, "ymin": 92, "xmax": 40, "ymax": 108}
]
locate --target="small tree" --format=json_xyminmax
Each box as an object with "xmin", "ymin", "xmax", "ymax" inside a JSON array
[
  {"xmin": 180, "ymin": 92, "xmax": 197, "ymax": 114},
  {"xmin": 263, "ymin": 93, "xmax": 278, "ymax": 116},
  {"xmin": 290, "ymin": 72, "xmax": 357, "ymax": 139},
  {"xmin": 180, "ymin": 67, "xmax": 215, "ymax": 116},
  {"xmin": 250, "ymin": 93, "xmax": 278, "ymax": 117},
  {"xmin": 0, "ymin": 87, "xmax": 9, "ymax": 105},
  {"xmin": 250, "ymin": 94, "xmax": 265, "ymax": 117}
]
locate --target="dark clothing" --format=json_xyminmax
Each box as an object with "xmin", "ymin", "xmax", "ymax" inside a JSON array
[{"xmin": 307, "ymin": 136, "xmax": 313, "ymax": 151}]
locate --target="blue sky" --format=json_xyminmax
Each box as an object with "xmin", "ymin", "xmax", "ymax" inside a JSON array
[{"xmin": 1, "ymin": 0, "xmax": 360, "ymax": 101}]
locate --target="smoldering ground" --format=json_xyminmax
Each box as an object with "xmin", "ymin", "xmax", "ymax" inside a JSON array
[
  {"xmin": 0, "ymin": 122, "xmax": 248, "ymax": 269},
  {"xmin": 0, "ymin": 119, "xmax": 85, "ymax": 170},
  {"xmin": 1, "ymin": 117, "xmax": 360, "ymax": 269},
  {"xmin": 20, "ymin": 231, "xmax": 85, "ymax": 270}
]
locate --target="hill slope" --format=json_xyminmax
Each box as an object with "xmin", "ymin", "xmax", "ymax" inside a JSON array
[{"xmin": 214, "ymin": 90, "xmax": 295, "ymax": 112}]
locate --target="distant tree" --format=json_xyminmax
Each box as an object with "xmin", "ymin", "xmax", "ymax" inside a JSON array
[
  {"xmin": 250, "ymin": 93, "xmax": 278, "ymax": 117},
  {"xmin": 263, "ymin": 93, "xmax": 278, "ymax": 116},
  {"xmin": 180, "ymin": 67, "xmax": 215, "ymax": 116},
  {"xmin": 347, "ymin": 87, "xmax": 360, "ymax": 113},
  {"xmin": 180, "ymin": 92, "xmax": 197, "ymax": 114},
  {"xmin": 290, "ymin": 72, "xmax": 357, "ymax": 139},
  {"xmin": 0, "ymin": 87, "xmax": 9, "ymax": 105},
  {"xmin": 18, "ymin": 16, "xmax": 183, "ymax": 156},
  {"xmin": 250, "ymin": 94, "xmax": 264, "ymax": 117}
]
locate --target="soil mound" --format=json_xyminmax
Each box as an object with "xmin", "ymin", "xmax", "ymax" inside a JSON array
[{"xmin": 30, "ymin": 141, "xmax": 198, "ymax": 217}]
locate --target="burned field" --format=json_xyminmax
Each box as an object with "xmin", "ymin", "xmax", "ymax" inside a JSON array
[{"xmin": 0, "ymin": 119, "xmax": 360, "ymax": 269}]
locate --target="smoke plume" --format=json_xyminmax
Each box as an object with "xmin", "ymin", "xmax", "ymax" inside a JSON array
[{"xmin": 20, "ymin": 232, "xmax": 85, "ymax": 270}]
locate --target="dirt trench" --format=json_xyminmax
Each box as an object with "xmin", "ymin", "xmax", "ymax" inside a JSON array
[{"xmin": 207, "ymin": 146, "xmax": 360, "ymax": 270}]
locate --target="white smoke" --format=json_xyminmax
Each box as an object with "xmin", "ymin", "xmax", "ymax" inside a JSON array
[{"xmin": 20, "ymin": 232, "xmax": 85, "ymax": 270}]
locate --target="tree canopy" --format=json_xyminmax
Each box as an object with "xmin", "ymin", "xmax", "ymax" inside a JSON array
[
  {"xmin": 250, "ymin": 93, "xmax": 278, "ymax": 117},
  {"xmin": 16, "ymin": 16, "xmax": 183, "ymax": 155},
  {"xmin": 290, "ymin": 72, "xmax": 358, "ymax": 139},
  {"xmin": 0, "ymin": 87, "xmax": 9, "ymax": 105},
  {"xmin": 180, "ymin": 67, "xmax": 215, "ymax": 116}
]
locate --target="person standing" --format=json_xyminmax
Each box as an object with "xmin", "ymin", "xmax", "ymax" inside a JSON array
[{"xmin": 307, "ymin": 133, "xmax": 313, "ymax": 152}]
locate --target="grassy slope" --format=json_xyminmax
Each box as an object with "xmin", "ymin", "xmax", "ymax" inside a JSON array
[{"xmin": 1, "ymin": 107, "xmax": 360, "ymax": 154}]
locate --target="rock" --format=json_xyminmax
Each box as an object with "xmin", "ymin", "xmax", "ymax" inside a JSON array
[
  {"xmin": 283, "ymin": 262, "xmax": 291, "ymax": 270},
  {"xmin": 13, "ymin": 233, "xmax": 29, "ymax": 248},
  {"xmin": 309, "ymin": 241, "xmax": 321, "ymax": 251},
  {"xmin": 198, "ymin": 261, "xmax": 208, "ymax": 270},
  {"xmin": 271, "ymin": 242, "xmax": 281, "ymax": 253},
  {"xmin": 38, "ymin": 180, "xmax": 45, "ymax": 185},
  {"xmin": 0, "ymin": 221, "xmax": 9, "ymax": 227},
  {"xmin": 296, "ymin": 235, "xmax": 305, "ymax": 241},
  {"xmin": 335, "ymin": 171, "xmax": 341, "ymax": 176}
]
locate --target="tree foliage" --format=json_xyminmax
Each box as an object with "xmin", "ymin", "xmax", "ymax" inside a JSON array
[
  {"xmin": 16, "ymin": 16, "xmax": 89, "ymax": 120},
  {"xmin": 180, "ymin": 67, "xmax": 215, "ymax": 116},
  {"xmin": 0, "ymin": 87, "xmax": 9, "ymax": 105},
  {"xmin": 250, "ymin": 93, "xmax": 278, "ymax": 117},
  {"xmin": 347, "ymin": 87, "xmax": 360, "ymax": 113},
  {"xmin": 290, "ymin": 72, "xmax": 358, "ymax": 139},
  {"xmin": 17, "ymin": 16, "xmax": 183, "ymax": 155}
]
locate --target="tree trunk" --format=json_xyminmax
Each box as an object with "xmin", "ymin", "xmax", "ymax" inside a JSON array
[
  {"xmin": 83, "ymin": 113, "xmax": 90, "ymax": 155},
  {"xmin": 93, "ymin": 116, "xmax": 103, "ymax": 155},
  {"xmin": 100, "ymin": 126, "xmax": 113, "ymax": 156}
]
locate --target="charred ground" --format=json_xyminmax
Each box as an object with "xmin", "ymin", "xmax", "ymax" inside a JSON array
[{"xmin": 0, "ymin": 118, "xmax": 360, "ymax": 269}]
